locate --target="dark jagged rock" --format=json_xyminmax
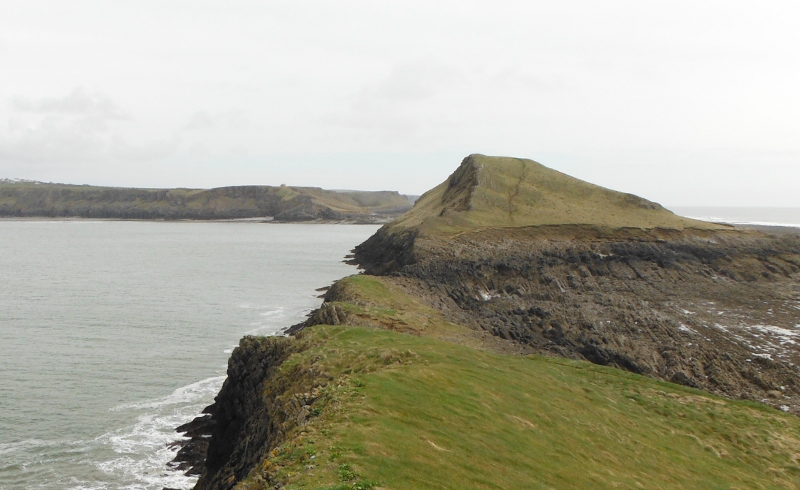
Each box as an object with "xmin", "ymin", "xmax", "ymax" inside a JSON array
[
  {"xmin": 168, "ymin": 413, "xmax": 216, "ymax": 475},
  {"xmin": 181, "ymin": 333, "xmax": 331, "ymax": 490},
  {"xmin": 348, "ymin": 227, "xmax": 418, "ymax": 275},
  {"xmin": 192, "ymin": 336, "xmax": 294, "ymax": 490}
]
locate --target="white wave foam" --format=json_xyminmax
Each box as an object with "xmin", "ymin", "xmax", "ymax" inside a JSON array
[
  {"xmin": 243, "ymin": 324, "xmax": 288, "ymax": 336},
  {"xmin": 96, "ymin": 412, "xmax": 197, "ymax": 490},
  {"xmin": 91, "ymin": 376, "xmax": 227, "ymax": 490},
  {"xmin": 111, "ymin": 376, "xmax": 225, "ymax": 412},
  {"xmin": 260, "ymin": 307, "xmax": 286, "ymax": 318}
]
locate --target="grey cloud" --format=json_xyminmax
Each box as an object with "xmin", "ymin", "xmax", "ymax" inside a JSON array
[
  {"xmin": 10, "ymin": 87, "xmax": 130, "ymax": 120},
  {"xmin": 1, "ymin": 114, "xmax": 175, "ymax": 166},
  {"xmin": 0, "ymin": 88, "xmax": 176, "ymax": 166},
  {"xmin": 353, "ymin": 61, "xmax": 460, "ymax": 105},
  {"xmin": 0, "ymin": 120, "xmax": 177, "ymax": 165},
  {"xmin": 322, "ymin": 61, "xmax": 461, "ymax": 144},
  {"xmin": 185, "ymin": 111, "xmax": 216, "ymax": 130},
  {"xmin": 491, "ymin": 68, "xmax": 564, "ymax": 92},
  {"xmin": 183, "ymin": 110, "xmax": 249, "ymax": 131}
]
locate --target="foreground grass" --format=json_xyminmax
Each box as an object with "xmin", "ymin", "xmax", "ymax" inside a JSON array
[{"xmin": 240, "ymin": 323, "xmax": 800, "ymax": 490}]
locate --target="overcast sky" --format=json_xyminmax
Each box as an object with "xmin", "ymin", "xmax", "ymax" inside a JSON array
[{"xmin": 1, "ymin": 1, "xmax": 798, "ymax": 206}]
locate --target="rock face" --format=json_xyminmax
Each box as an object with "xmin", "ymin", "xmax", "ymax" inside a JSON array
[
  {"xmin": 356, "ymin": 226, "xmax": 800, "ymax": 408},
  {"xmin": 180, "ymin": 334, "xmax": 329, "ymax": 490},
  {"xmin": 0, "ymin": 182, "xmax": 413, "ymax": 221},
  {"xmin": 184, "ymin": 336, "xmax": 294, "ymax": 490},
  {"xmin": 348, "ymin": 155, "xmax": 800, "ymax": 411}
]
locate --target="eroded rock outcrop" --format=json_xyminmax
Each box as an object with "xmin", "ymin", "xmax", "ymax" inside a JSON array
[{"xmin": 175, "ymin": 336, "xmax": 318, "ymax": 490}]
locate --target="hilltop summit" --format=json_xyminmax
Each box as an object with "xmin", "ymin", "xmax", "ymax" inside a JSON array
[{"xmin": 391, "ymin": 154, "xmax": 721, "ymax": 234}]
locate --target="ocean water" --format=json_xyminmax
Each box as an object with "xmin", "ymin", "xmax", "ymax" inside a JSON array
[
  {"xmin": 670, "ymin": 206, "xmax": 800, "ymax": 228},
  {"xmin": 0, "ymin": 221, "xmax": 378, "ymax": 490}
]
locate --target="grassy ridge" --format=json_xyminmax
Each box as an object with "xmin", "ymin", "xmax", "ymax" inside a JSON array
[{"xmin": 237, "ymin": 277, "xmax": 800, "ymax": 489}]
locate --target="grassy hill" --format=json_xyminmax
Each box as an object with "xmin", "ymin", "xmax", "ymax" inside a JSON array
[
  {"xmin": 0, "ymin": 181, "xmax": 413, "ymax": 221},
  {"xmin": 391, "ymin": 154, "xmax": 722, "ymax": 234}
]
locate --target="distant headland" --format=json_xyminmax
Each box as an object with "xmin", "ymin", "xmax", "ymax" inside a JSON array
[{"xmin": 0, "ymin": 180, "xmax": 417, "ymax": 223}]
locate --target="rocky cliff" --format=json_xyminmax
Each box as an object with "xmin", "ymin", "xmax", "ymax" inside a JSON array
[
  {"xmin": 172, "ymin": 335, "xmax": 328, "ymax": 490},
  {"xmin": 0, "ymin": 182, "xmax": 413, "ymax": 222}
]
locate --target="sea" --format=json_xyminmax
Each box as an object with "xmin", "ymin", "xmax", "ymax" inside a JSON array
[
  {"xmin": 0, "ymin": 221, "xmax": 379, "ymax": 490},
  {"xmin": 669, "ymin": 206, "xmax": 800, "ymax": 229}
]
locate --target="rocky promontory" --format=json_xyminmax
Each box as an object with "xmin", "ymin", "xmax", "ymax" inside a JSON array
[
  {"xmin": 181, "ymin": 154, "xmax": 800, "ymax": 489},
  {"xmin": 349, "ymin": 155, "xmax": 800, "ymax": 409}
]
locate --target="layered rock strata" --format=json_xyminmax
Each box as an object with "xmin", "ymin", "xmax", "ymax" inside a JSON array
[{"xmin": 351, "ymin": 225, "xmax": 800, "ymax": 410}]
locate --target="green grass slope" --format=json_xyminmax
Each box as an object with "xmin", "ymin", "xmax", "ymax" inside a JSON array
[
  {"xmin": 245, "ymin": 325, "xmax": 800, "ymax": 490},
  {"xmin": 391, "ymin": 154, "xmax": 722, "ymax": 234},
  {"xmin": 235, "ymin": 276, "xmax": 800, "ymax": 490}
]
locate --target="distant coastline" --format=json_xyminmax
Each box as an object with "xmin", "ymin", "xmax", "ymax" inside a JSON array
[
  {"xmin": 0, "ymin": 216, "xmax": 396, "ymax": 224},
  {"xmin": 0, "ymin": 181, "xmax": 416, "ymax": 223}
]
